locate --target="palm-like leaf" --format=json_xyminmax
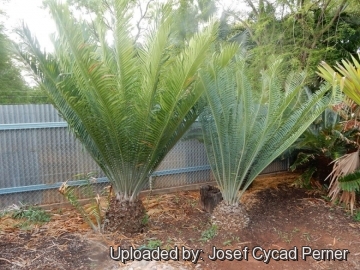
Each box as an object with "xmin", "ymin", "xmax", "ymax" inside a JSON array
[
  {"xmin": 16, "ymin": 0, "xmax": 217, "ymax": 202},
  {"xmin": 199, "ymin": 52, "xmax": 334, "ymax": 205},
  {"xmin": 318, "ymin": 54, "xmax": 360, "ymax": 105}
]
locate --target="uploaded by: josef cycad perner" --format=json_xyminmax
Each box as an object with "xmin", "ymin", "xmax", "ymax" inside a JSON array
[{"xmin": 109, "ymin": 245, "xmax": 350, "ymax": 264}]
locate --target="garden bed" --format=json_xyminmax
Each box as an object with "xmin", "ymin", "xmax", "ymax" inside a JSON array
[{"xmin": 0, "ymin": 172, "xmax": 359, "ymax": 270}]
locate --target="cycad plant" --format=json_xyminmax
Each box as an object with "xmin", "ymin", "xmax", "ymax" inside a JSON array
[
  {"xmin": 198, "ymin": 51, "xmax": 334, "ymax": 230},
  {"xmin": 290, "ymin": 107, "xmax": 358, "ymax": 188},
  {"xmin": 16, "ymin": 0, "xmax": 217, "ymax": 233}
]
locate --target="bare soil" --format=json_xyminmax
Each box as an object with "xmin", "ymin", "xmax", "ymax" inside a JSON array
[{"xmin": 0, "ymin": 172, "xmax": 359, "ymax": 270}]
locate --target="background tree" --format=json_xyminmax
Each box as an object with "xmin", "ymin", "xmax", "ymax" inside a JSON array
[
  {"xmin": 0, "ymin": 7, "xmax": 49, "ymax": 104},
  {"xmin": 223, "ymin": 0, "xmax": 360, "ymax": 88},
  {"xmin": 0, "ymin": 21, "xmax": 29, "ymax": 104}
]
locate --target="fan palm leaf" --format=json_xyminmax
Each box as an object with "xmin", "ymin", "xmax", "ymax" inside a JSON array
[
  {"xmin": 16, "ymin": 0, "xmax": 217, "ymax": 202},
  {"xmin": 199, "ymin": 51, "xmax": 335, "ymax": 205},
  {"xmin": 326, "ymin": 150, "xmax": 360, "ymax": 214}
]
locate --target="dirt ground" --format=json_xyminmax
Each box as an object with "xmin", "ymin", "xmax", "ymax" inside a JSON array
[{"xmin": 0, "ymin": 172, "xmax": 359, "ymax": 270}]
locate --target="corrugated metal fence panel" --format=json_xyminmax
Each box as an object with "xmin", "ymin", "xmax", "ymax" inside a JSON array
[
  {"xmin": 152, "ymin": 139, "xmax": 210, "ymax": 189},
  {"xmin": 0, "ymin": 127, "xmax": 106, "ymax": 206},
  {"xmin": 0, "ymin": 105, "xmax": 288, "ymax": 209},
  {"xmin": 0, "ymin": 104, "xmax": 63, "ymax": 124},
  {"xmin": 0, "ymin": 128, "xmax": 105, "ymax": 187},
  {"xmin": 261, "ymin": 158, "xmax": 289, "ymax": 174}
]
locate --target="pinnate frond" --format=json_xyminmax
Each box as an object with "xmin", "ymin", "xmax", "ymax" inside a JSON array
[
  {"xmin": 200, "ymin": 52, "xmax": 334, "ymax": 205},
  {"xmin": 17, "ymin": 0, "xmax": 217, "ymax": 201}
]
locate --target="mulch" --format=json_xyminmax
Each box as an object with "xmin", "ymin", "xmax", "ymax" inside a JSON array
[{"xmin": 0, "ymin": 172, "xmax": 360, "ymax": 270}]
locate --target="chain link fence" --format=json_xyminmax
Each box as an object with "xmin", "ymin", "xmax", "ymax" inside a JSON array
[{"xmin": 0, "ymin": 105, "xmax": 288, "ymax": 209}]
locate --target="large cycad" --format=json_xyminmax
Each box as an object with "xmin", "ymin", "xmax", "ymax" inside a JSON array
[
  {"xmin": 17, "ymin": 0, "xmax": 216, "ymax": 233},
  {"xmin": 198, "ymin": 51, "xmax": 334, "ymax": 230}
]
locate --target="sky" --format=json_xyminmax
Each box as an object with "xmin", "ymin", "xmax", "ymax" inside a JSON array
[
  {"xmin": 1, "ymin": 0, "xmax": 247, "ymax": 52},
  {"xmin": 2, "ymin": 0, "xmax": 56, "ymax": 51},
  {"xmin": 0, "ymin": 0, "xmax": 243, "ymax": 84}
]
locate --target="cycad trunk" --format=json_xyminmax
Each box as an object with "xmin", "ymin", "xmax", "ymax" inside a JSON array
[
  {"xmin": 211, "ymin": 202, "xmax": 249, "ymax": 231},
  {"xmin": 103, "ymin": 195, "xmax": 146, "ymax": 234}
]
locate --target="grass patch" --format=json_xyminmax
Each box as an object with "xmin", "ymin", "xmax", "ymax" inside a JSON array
[
  {"xmin": 200, "ymin": 224, "xmax": 218, "ymax": 242},
  {"xmin": 140, "ymin": 239, "xmax": 162, "ymax": 249},
  {"xmin": 12, "ymin": 205, "xmax": 51, "ymax": 223},
  {"xmin": 354, "ymin": 211, "xmax": 360, "ymax": 222}
]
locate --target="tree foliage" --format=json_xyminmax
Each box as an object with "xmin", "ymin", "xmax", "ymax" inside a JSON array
[
  {"xmin": 224, "ymin": 0, "xmax": 360, "ymax": 88},
  {"xmin": 0, "ymin": 10, "xmax": 48, "ymax": 104},
  {"xmin": 0, "ymin": 23, "xmax": 28, "ymax": 104},
  {"xmin": 62, "ymin": 0, "xmax": 218, "ymax": 42}
]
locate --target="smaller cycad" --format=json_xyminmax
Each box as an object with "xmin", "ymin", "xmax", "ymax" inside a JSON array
[{"xmin": 199, "ymin": 49, "xmax": 334, "ymax": 230}]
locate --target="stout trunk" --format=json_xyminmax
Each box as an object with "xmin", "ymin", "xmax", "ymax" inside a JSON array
[
  {"xmin": 211, "ymin": 201, "xmax": 249, "ymax": 231},
  {"xmin": 103, "ymin": 196, "xmax": 146, "ymax": 234}
]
